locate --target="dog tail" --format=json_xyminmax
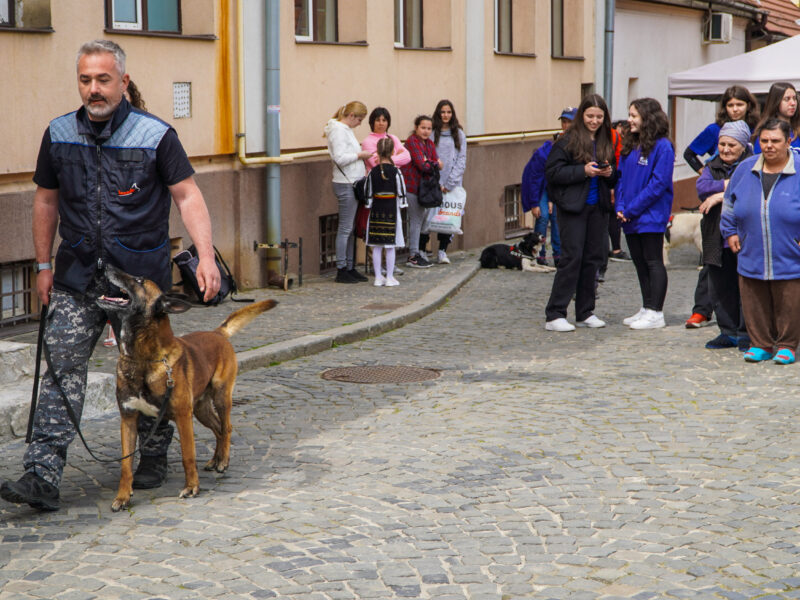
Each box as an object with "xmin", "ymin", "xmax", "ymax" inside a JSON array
[{"xmin": 216, "ymin": 299, "xmax": 278, "ymax": 338}]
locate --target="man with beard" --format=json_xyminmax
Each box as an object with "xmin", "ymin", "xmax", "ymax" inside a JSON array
[{"xmin": 1, "ymin": 39, "xmax": 220, "ymax": 511}]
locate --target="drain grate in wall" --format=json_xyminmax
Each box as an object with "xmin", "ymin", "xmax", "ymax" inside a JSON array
[{"xmin": 321, "ymin": 365, "xmax": 440, "ymax": 384}]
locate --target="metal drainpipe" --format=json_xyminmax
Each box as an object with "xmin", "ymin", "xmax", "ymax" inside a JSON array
[
  {"xmin": 603, "ymin": 0, "xmax": 615, "ymax": 114},
  {"xmin": 264, "ymin": 0, "xmax": 285, "ymax": 288}
]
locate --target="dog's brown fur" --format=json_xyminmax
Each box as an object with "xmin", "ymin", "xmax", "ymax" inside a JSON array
[{"xmin": 97, "ymin": 266, "xmax": 277, "ymax": 512}]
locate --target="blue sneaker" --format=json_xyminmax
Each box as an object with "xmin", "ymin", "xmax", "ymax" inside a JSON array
[
  {"xmin": 705, "ymin": 334, "xmax": 736, "ymax": 349},
  {"xmin": 773, "ymin": 348, "xmax": 796, "ymax": 365}
]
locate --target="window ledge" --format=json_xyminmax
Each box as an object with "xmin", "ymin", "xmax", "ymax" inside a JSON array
[
  {"xmin": 394, "ymin": 45, "xmax": 452, "ymax": 52},
  {"xmin": 552, "ymin": 55, "xmax": 585, "ymax": 61},
  {"xmin": 0, "ymin": 26, "xmax": 54, "ymax": 33},
  {"xmin": 104, "ymin": 29, "xmax": 217, "ymax": 40},
  {"xmin": 295, "ymin": 39, "xmax": 368, "ymax": 46},
  {"xmin": 494, "ymin": 50, "xmax": 537, "ymax": 58}
]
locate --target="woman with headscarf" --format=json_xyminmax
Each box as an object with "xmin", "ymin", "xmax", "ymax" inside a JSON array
[{"xmin": 695, "ymin": 120, "xmax": 752, "ymax": 351}]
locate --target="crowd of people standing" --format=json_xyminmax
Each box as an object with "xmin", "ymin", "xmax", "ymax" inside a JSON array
[
  {"xmin": 533, "ymin": 81, "xmax": 800, "ymax": 365},
  {"xmin": 324, "ymin": 100, "xmax": 467, "ymax": 286}
]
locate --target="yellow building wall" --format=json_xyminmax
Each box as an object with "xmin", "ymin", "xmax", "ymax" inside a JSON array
[{"xmin": 0, "ymin": 0, "xmax": 221, "ymax": 177}]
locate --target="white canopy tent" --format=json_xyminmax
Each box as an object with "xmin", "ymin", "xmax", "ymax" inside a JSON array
[{"xmin": 668, "ymin": 35, "xmax": 800, "ymax": 100}]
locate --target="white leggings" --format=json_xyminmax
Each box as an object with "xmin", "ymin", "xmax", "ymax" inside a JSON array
[{"xmin": 371, "ymin": 246, "xmax": 396, "ymax": 275}]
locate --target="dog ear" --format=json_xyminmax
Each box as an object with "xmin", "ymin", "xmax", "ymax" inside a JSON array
[{"xmin": 155, "ymin": 295, "xmax": 193, "ymax": 315}]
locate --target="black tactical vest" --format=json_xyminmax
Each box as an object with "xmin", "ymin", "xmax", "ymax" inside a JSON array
[{"xmin": 48, "ymin": 99, "xmax": 173, "ymax": 293}]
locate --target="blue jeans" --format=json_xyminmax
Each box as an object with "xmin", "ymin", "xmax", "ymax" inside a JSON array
[{"xmin": 534, "ymin": 195, "xmax": 560, "ymax": 258}]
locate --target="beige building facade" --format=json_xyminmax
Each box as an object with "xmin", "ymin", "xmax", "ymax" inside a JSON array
[{"xmin": 0, "ymin": 0, "xmax": 594, "ymax": 330}]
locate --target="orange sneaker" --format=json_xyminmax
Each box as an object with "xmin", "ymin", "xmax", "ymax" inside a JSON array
[{"xmin": 685, "ymin": 313, "xmax": 711, "ymax": 328}]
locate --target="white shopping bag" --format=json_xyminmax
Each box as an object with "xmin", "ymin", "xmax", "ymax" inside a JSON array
[{"xmin": 427, "ymin": 186, "xmax": 467, "ymax": 235}]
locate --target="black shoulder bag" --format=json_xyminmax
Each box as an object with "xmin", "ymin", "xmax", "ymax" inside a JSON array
[
  {"xmin": 417, "ymin": 164, "xmax": 443, "ymax": 208},
  {"xmin": 173, "ymin": 245, "xmax": 253, "ymax": 305}
]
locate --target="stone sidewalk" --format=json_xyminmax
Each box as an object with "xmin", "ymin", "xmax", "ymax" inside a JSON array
[{"xmin": 5, "ymin": 244, "xmax": 800, "ymax": 600}]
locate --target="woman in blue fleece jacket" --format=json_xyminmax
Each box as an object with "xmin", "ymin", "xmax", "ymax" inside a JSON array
[
  {"xmin": 720, "ymin": 119, "xmax": 800, "ymax": 365},
  {"xmin": 616, "ymin": 98, "xmax": 675, "ymax": 330}
]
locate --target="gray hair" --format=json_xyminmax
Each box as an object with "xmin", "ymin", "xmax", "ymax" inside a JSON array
[{"xmin": 76, "ymin": 40, "xmax": 126, "ymax": 76}]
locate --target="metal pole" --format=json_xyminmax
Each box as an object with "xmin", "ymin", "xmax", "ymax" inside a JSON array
[
  {"xmin": 265, "ymin": 0, "xmax": 285, "ymax": 288},
  {"xmin": 603, "ymin": 0, "xmax": 615, "ymax": 113}
]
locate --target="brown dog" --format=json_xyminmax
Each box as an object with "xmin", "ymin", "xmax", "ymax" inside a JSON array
[{"xmin": 96, "ymin": 265, "xmax": 277, "ymax": 512}]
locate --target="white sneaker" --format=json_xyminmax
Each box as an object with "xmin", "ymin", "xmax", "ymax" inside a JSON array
[
  {"xmin": 385, "ymin": 276, "xmax": 399, "ymax": 287},
  {"xmin": 623, "ymin": 307, "xmax": 647, "ymax": 325},
  {"xmin": 576, "ymin": 315, "xmax": 606, "ymax": 328},
  {"xmin": 629, "ymin": 309, "xmax": 666, "ymax": 329},
  {"xmin": 545, "ymin": 318, "xmax": 576, "ymax": 332},
  {"xmin": 373, "ymin": 275, "xmax": 385, "ymax": 287},
  {"xmin": 438, "ymin": 250, "xmax": 450, "ymax": 264}
]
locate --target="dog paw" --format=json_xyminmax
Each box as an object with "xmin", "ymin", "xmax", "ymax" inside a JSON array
[
  {"xmin": 178, "ymin": 485, "xmax": 199, "ymax": 499},
  {"xmin": 204, "ymin": 457, "xmax": 229, "ymax": 473},
  {"xmin": 111, "ymin": 496, "xmax": 131, "ymax": 512}
]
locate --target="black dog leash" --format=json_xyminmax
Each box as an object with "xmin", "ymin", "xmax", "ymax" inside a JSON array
[
  {"xmin": 33, "ymin": 336, "xmax": 172, "ymax": 464},
  {"xmin": 25, "ymin": 305, "xmax": 48, "ymax": 444}
]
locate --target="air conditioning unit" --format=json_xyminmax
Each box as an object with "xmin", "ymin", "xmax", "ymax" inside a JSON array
[{"xmin": 704, "ymin": 12, "xmax": 733, "ymax": 43}]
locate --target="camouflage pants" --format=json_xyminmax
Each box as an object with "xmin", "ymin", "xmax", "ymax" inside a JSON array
[{"xmin": 23, "ymin": 279, "xmax": 174, "ymax": 487}]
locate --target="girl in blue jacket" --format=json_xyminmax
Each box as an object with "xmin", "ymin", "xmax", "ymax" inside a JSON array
[{"xmin": 616, "ymin": 98, "xmax": 675, "ymax": 330}]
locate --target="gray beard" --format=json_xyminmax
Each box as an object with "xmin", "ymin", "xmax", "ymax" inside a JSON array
[{"xmin": 85, "ymin": 101, "xmax": 117, "ymax": 120}]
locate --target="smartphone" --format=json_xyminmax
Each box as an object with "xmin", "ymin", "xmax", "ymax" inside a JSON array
[{"xmin": 596, "ymin": 161, "xmax": 610, "ymax": 169}]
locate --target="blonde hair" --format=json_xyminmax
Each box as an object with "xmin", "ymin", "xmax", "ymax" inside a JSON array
[{"xmin": 332, "ymin": 101, "xmax": 367, "ymax": 120}]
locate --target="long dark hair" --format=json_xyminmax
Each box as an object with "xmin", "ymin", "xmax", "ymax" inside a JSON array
[
  {"xmin": 563, "ymin": 94, "xmax": 614, "ymax": 164},
  {"xmin": 754, "ymin": 82, "xmax": 800, "ymax": 139},
  {"xmin": 126, "ymin": 79, "xmax": 146, "ymax": 111},
  {"xmin": 432, "ymin": 99, "xmax": 463, "ymax": 151},
  {"xmin": 622, "ymin": 97, "xmax": 670, "ymax": 158},
  {"xmin": 715, "ymin": 85, "xmax": 759, "ymax": 129}
]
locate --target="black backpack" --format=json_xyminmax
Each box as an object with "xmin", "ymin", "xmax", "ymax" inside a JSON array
[{"xmin": 172, "ymin": 245, "xmax": 252, "ymax": 305}]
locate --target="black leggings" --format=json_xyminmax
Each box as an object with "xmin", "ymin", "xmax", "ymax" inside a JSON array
[
  {"xmin": 419, "ymin": 232, "xmax": 452, "ymax": 253},
  {"xmin": 625, "ymin": 232, "xmax": 668, "ymax": 311}
]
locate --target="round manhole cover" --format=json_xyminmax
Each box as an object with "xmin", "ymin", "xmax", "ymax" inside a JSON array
[{"xmin": 321, "ymin": 365, "xmax": 441, "ymax": 384}]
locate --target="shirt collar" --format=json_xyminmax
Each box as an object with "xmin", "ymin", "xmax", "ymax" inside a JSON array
[
  {"xmin": 76, "ymin": 97, "xmax": 132, "ymax": 142},
  {"xmin": 752, "ymin": 152, "xmax": 796, "ymax": 176}
]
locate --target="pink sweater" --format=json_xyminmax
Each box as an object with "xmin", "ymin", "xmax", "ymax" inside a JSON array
[{"xmin": 361, "ymin": 132, "xmax": 411, "ymax": 170}]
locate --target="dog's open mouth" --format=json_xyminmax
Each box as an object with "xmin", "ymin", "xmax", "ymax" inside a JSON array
[{"xmin": 97, "ymin": 294, "xmax": 130, "ymax": 308}]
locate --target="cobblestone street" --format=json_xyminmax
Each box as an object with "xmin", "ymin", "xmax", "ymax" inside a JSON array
[{"xmin": 2, "ymin": 248, "xmax": 800, "ymax": 600}]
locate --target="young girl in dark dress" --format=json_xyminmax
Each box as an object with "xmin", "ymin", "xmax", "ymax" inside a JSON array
[{"xmin": 365, "ymin": 137, "xmax": 408, "ymax": 287}]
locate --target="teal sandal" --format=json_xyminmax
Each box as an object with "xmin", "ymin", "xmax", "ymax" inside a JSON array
[
  {"xmin": 773, "ymin": 348, "xmax": 796, "ymax": 365},
  {"xmin": 744, "ymin": 347, "xmax": 774, "ymax": 363}
]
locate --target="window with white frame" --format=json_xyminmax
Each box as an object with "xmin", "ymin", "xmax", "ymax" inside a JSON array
[
  {"xmin": 0, "ymin": 0, "xmax": 12, "ymax": 27},
  {"xmin": 295, "ymin": 0, "xmax": 338, "ymax": 42},
  {"xmin": 395, "ymin": 0, "xmax": 422, "ymax": 48},
  {"xmin": 495, "ymin": 0, "xmax": 512, "ymax": 53},
  {"xmin": 0, "ymin": 0, "xmax": 52, "ymax": 29},
  {"xmin": 108, "ymin": 0, "xmax": 180, "ymax": 33}
]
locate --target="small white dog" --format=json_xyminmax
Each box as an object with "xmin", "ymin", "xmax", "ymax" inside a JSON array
[{"xmin": 664, "ymin": 212, "xmax": 702, "ymax": 265}]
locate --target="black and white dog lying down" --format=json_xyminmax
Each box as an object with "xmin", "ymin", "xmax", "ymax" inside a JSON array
[{"xmin": 479, "ymin": 232, "xmax": 555, "ymax": 272}]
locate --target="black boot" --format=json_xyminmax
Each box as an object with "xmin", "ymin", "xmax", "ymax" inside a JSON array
[
  {"xmin": 0, "ymin": 472, "xmax": 60, "ymax": 511},
  {"xmin": 133, "ymin": 454, "xmax": 168, "ymax": 489},
  {"xmin": 335, "ymin": 268, "xmax": 358, "ymax": 283},
  {"xmin": 348, "ymin": 268, "xmax": 368, "ymax": 282}
]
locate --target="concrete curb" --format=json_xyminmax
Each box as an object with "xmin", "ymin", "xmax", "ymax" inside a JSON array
[
  {"xmin": 236, "ymin": 260, "xmax": 481, "ymax": 372},
  {"xmin": 0, "ymin": 260, "xmax": 480, "ymax": 439}
]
